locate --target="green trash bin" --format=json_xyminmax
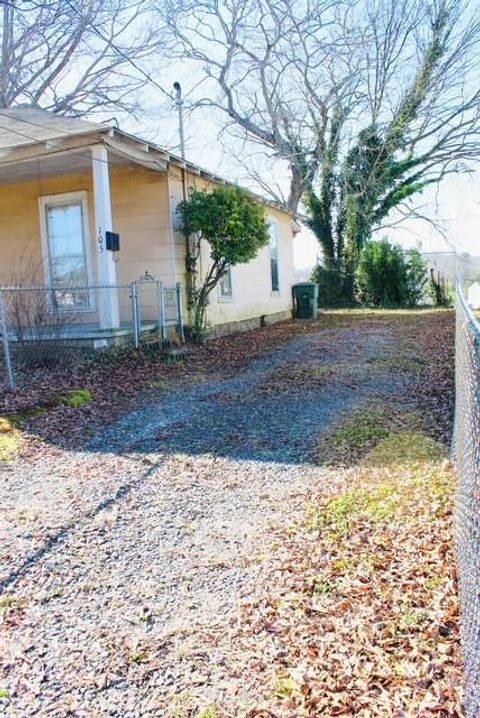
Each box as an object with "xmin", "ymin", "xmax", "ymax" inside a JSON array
[{"xmin": 292, "ymin": 282, "xmax": 319, "ymax": 319}]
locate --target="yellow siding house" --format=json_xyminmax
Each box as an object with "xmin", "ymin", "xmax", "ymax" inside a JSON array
[{"xmin": 0, "ymin": 107, "xmax": 299, "ymax": 343}]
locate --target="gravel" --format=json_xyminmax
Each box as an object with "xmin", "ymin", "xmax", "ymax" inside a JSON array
[{"xmin": 0, "ymin": 320, "xmax": 403, "ymax": 717}]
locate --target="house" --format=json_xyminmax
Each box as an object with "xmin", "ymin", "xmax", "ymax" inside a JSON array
[{"xmin": 0, "ymin": 106, "xmax": 299, "ymax": 346}]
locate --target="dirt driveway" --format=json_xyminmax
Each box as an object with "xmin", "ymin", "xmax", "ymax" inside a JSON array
[{"xmin": 0, "ymin": 311, "xmax": 457, "ymax": 717}]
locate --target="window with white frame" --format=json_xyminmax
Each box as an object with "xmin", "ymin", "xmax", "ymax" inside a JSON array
[
  {"xmin": 39, "ymin": 192, "xmax": 92, "ymax": 308},
  {"xmin": 269, "ymin": 220, "xmax": 280, "ymax": 292},
  {"xmin": 218, "ymin": 266, "xmax": 233, "ymax": 299}
]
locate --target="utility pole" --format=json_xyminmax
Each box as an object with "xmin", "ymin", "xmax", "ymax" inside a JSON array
[{"xmin": 173, "ymin": 81, "xmax": 185, "ymax": 160}]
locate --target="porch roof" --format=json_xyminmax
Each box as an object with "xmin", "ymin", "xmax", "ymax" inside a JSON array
[
  {"xmin": 0, "ymin": 106, "xmax": 295, "ymax": 218},
  {"xmin": 0, "ymin": 106, "xmax": 170, "ymax": 184},
  {"xmin": 0, "ymin": 106, "xmax": 106, "ymax": 148}
]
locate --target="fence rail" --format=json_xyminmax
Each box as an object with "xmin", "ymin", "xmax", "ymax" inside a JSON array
[
  {"xmin": 0, "ymin": 280, "xmax": 184, "ymax": 389},
  {"xmin": 454, "ymin": 282, "xmax": 480, "ymax": 717}
]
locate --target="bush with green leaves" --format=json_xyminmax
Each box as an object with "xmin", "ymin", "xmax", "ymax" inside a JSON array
[
  {"xmin": 310, "ymin": 265, "xmax": 354, "ymax": 307},
  {"xmin": 177, "ymin": 185, "xmax": 270, "ymax": 338},
  {"xmin": 405, "ymin": 249, "xmax": 429, "ymax": 307},
  {"xmin": 356, "ymin": 239, "xmax": 428, "ymax": 308},
  {"xmin": 430, "ymin": 269, "xmax": 453, "ymax": 307}
]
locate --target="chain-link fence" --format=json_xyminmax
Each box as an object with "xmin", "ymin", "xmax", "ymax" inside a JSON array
[
  {"xmin": 0, "ymin": 281, "xmax": 184, "ymax": 389},
  {"xmin": 454, "ymin": 281, "xmax": 480, "ymax": 717}
]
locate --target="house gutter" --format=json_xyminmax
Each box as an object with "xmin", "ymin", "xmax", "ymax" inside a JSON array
[{"xmin": 166, "ymin": 170, "xmax": 178, "ymax": 286}]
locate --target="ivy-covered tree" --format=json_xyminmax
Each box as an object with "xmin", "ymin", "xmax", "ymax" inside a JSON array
[
  {"xmin": 157, "ymin": 0, "xmax": 480, "ymax": 225},
  {"xmin": 177, "ymin": 185, "xmax": 270, "ymax": 338},
  {"xmin": 307, "ymin": 3, "xmax": 461, "ymax": 285}
]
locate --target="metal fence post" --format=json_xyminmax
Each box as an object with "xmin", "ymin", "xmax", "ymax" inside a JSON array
[
  {"xmin": 176, "ymin": 282, "xmax": 185, "ymax": 343},
  {"xmin": 0, "ymin": 291, "xmax": 14, "ymax": 389},
  {"xmin": 158, "ymin": 282, "xmax": 167, "ymax": 341},
  {"xmin": 131, "ymin": 281, "xmax": 140, "ymax": 349}
]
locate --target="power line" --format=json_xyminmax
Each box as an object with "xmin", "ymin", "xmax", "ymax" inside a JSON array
[{"xmin": 61, "ymin": 0, "xmax": 173, "ymax": 102}]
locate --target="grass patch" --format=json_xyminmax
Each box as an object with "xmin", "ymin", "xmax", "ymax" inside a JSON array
[
  {"xmin": 332, "ymin": 415, "xmax": 390, "ymax": 445},
  {"xmin": 313, "ymin": 579, "xmax": 335, "ymax": 595},
  {"xmin": 0, "ymin": 594, "xmax": 22, "ymax": 611},
  {"xmin": 274, "ymin": 676, "xmax": 299, "ymax": 698},
  {"xmin": 0, "ymin": 417, "xmax": 22, "ymax": 461},
  {"xmin": 2, "ymin": 387, "xmax": 94, "ymax": 435},
  {"xmin": 197, "ymin": 708, "xmax": 218, "ymax": 718},
  {"xmin": 317, "ymin": 406, "xmax": 420, "ymax": 466},
  {"xmin": 313, "ymin": 432, "xmax": 451, "ymax": 536},
  {"xmin": 129, "ymin": 650, "xmax": 148, "ymax": 664},
  {"xmin": 365, "ymin": 355, "xmax": 427, "ymax": 373},
  {"xmin": 364, "ymin": 431, "xmax": 446, "ymax": 467},
  {"xmin": 59, "ymin": 388, "xmax": 93, "ymax": 408},
  {"xmin": 3, "ymin": 406, "xmax": 49, "ymax": 427}
]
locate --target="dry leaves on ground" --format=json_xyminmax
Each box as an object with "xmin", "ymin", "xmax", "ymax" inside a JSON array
[{"xmin": 211, "ymin": 432, "xmax": 461, "ymax": 718}]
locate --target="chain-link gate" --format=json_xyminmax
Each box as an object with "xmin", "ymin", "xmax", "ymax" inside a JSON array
[
  {"xmin": 454, "ymin": 281, "xmax": 480, "ymax": 717},
  {"xmin": 0, "ymin": 281, "xmax": 184, "ymax": 389}
]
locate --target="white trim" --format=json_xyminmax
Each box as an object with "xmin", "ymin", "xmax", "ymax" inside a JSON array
[
  {"xmin": 38, "ymin": 190, "xmax": 94, "ymax": 310},
  {"xmin": 91, "ymin": 144, "xmax": 120, "ymax": 328}
]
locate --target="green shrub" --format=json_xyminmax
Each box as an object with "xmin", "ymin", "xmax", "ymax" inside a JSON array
[
  {"xmin": 356, "ymin": 240, "xmax": 428, "ymax": 307},
  {"xmin": 310, "ymin": 265, "xmax": 354, "ymax": 307},
  {"xmin": 177, "ymin": 185, "xmax": 270, "ymax": 338}
]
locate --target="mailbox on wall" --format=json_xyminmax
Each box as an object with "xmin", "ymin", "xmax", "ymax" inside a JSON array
[{"xmin": 105, "ymin": 231, "xmax": 120, "ymax": 252}]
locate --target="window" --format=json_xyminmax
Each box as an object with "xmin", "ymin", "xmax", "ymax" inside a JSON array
[
  {"xmin": 218, "ymin": 267, "xmax": 233, "ymax": 300},
  {"xmin": 39, "ymin": 192, "xmax": 92, "ymax": 308},
  {"xmin": 269, "ymin": 220, "xmax": 280, "ymax": 292}
]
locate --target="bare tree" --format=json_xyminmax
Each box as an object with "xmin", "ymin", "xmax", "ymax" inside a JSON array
[
  {"xmin": 155, "ymin": 0, "xmax": 480, "ymax": 227},
  {"xmin": 156, "ymin": 0, "xmax": 356, "ymax": 213},
  {"xmin": 307, "ymin": 0, "xmax": 480, "ymax": 275},
  {"xmin": 0, "ymin": 0, "xmax": 162, "ymax": 116}
]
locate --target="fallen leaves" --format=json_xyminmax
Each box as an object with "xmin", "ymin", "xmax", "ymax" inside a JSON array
[
  {"xmin": 0, "ymin": 309, "xmax": 460, "ymax": 717},
  {"xmin": 222, "ymin": 433, "xmax": 461, "ymax": 717}
]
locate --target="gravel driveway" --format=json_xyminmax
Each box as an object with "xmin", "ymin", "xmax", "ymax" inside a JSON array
[{"xmin": 1, "ymin": 320, "xmax": 407, "ymax": 717}]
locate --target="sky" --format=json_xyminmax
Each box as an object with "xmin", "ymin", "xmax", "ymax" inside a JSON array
[
  {"xmin": 124, "ymin": 91, "xmax": 480, "ymax": 272},
  {"xmin": 5, "ymin": 0, "xmax": 478, "ymax": 272},
  {"xmin": 84, "ymin": 8, "xmax": 480, "ymax": 273}
]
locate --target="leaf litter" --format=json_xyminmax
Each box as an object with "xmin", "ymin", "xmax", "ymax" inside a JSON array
[{"xmin": 0, "ymin": 309, "xmax": 460, "ymax": 717}]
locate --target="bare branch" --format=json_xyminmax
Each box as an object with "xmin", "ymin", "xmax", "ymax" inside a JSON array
[{"xmin": 0, "ymin": 0, "xmax": 163, "ymax": 116}]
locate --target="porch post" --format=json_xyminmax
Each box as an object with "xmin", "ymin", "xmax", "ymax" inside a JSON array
[{"xmin": 91, "ymin": 144, "xmax": 120, "ymax": 329}]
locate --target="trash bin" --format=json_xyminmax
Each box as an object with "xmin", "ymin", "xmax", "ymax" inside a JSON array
[{"xmin": 292, "ymin": 282, "xmax": 319, "ymax": 319}]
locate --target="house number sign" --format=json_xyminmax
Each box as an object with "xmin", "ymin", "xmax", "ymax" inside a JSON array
[{"xmin": 98, "ymin": 227, "xmax": 104, "ymax": 253}]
